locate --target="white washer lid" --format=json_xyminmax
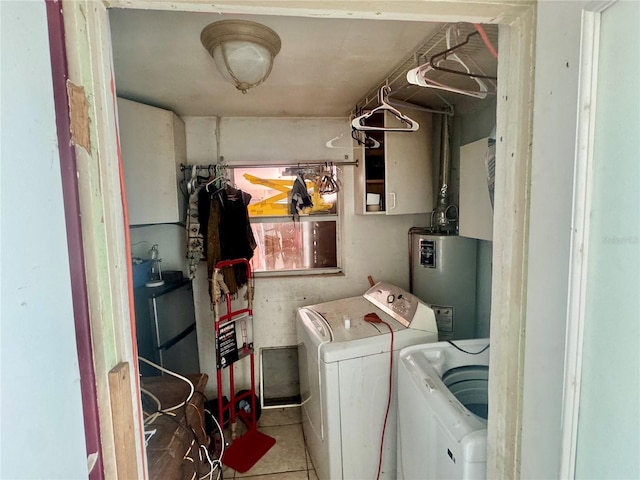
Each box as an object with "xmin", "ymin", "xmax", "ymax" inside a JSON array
[
  {"xmin": 305, "ymin": 296, "xmax": 437, "ymax": 363},
  {"xmin": 306, "ymin": 296, "xmax": 402, "ymax": 343}
]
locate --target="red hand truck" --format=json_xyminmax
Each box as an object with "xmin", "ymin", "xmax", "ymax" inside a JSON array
[{"xmin": 212, "ymin": 258, "xmax": 275, "ymax": 472}]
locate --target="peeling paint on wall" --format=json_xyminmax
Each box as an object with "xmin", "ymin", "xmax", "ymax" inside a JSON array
[{"xmin": 67, "ymin": 81, "xmax": 91, "ymax": 152}]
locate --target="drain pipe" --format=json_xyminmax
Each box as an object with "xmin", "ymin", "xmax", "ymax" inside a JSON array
[
  {"xmin": 409, "ymin": 116, "xmax": 458, "ymax": 292},
  {"xmin": 431, "ymin": 115, "xmax": 458, "ymax": 232}
]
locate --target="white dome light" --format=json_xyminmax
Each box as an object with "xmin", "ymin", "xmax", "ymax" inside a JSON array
[{"xmin": 201, "ymin": 20, "xmax": 281, "ymax": 94}]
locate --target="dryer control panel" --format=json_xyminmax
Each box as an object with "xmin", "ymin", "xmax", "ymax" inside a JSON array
[{"xmin": 363, "ymin": 282, "xmax": 419, "ymax": 328}]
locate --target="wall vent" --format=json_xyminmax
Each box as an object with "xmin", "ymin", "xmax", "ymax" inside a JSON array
[{"xmin": 260, "ymin": 346, "xmax": 301, "ymax": 408}]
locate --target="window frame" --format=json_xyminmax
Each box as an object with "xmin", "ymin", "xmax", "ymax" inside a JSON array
[{"xmin": 230, "ymin": 165, "xmax": 344, "ymax": 277}]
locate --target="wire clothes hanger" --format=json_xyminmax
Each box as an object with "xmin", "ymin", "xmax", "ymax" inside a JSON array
[
  {"xmin": 384, "ymin": 89, "xmax": 455, "ymax": 116},
  {"xmin": 406, "ymin": 26, "xmax": 495, "ymax": 99},
  {"xmin": 350, "ymin": 129, "xmax": 382, "ymax": 149},
  {"xmin": 325, "ymin": 131, "xmax": 381, "ymax": 149},
  {"xmin": 204, "ymin": 164, "xmax": 236, "ymax": 193},
  {"xmin": 344, "ymin": 109, "xmax": 383, "ymax": 148},
  {"xmin": 351, "ymin": 85, "xmax": 420, "ymax": 132},
  {"xmin": 429, "ymin": 30, "xmax": 497, "ymax": 80},
  {"xmin": 205, "ymin": 174, "xmax": 224, "ymax": 192},
  {"xmin": 186, "ymin": 165, "xmax": 198, "ymax": 194},
  {"xmin": 181, "ymin": 164, "xmax": 217, "ymax": 196},
  {"xmin": 318, "ymin": 163, "xmax": 339, "ymax": 194},
  {"xmin": 325, "ymin": 133, "xmax": 350, "ymax": 149}
]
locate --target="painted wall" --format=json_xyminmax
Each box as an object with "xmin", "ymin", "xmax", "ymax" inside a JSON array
[
  {"xmin": 130, "ymin": 224, "xmax": 187, "ymax": 274},
  {"xmin": 575, "ymin": 1, "xmax": 639, "ymax": 477},
  {"xmin": 521, "ymin": 1, "xmax": 588, "ymax": 478},
  {"xmin": 0, "ymin": 1, "xmax": 89, "ymax": 478}
]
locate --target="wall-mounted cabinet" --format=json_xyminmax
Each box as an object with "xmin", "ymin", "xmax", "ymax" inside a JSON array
[
  {"xmin": 354, "ymin": 109, "xmax": 433, "ymax": 215},
  {"xmin": 117, "ymin": 98, "xmax": 186, "ymax": 225},
  {"xmin": 459, "ymin": 137, "xmax": 493, "ymax": 241}
]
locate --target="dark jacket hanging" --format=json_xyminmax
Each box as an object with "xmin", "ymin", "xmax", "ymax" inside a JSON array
[{"xmin": 199, "ymin": 185, "xmax": 256, "ymax": 299}]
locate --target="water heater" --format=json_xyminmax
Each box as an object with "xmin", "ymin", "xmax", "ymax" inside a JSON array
[{"xmin": 410, "ymin": 233, "xmax": 478, "ymax": 340}]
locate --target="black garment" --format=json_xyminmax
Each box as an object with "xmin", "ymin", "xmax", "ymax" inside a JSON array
[
  {"xmin": 199, "ymin": 185, "xmax": 256, "ymax": 299},
  {"xmin": 289, "ymin": 174, "xmax": 313, "ymax": 221},
  {"xmin": 218, "ymin": 186, "xmax": 256, "ymax": 265}
]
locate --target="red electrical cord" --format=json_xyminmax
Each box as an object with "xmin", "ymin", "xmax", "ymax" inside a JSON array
[
  {"xmin": 365, "ymin": 313, "xmax": 395, "ymax": 480},
  {"xmin": 473, "ymin": 23, "xmax": 499, "ymax": 59},
  {"xmin": 112, "ymin": 76, "xmax": 148, "ymax": 475}
]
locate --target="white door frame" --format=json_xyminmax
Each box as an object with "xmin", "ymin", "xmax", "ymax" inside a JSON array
[
  {"xmin": 61, "ymin": 1, "xmax": 536, "ymax": 478},
  {"xmin": 560, "ymin": 1, "xmax": 617, "ymax": 478}
]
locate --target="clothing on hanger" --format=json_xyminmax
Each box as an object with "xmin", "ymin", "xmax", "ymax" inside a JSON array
[
  {"xmin": 199, "ymin": 185, "xmax": 256, "ymax": 300},
  {"xmin": 289, "ymin": 173, "xmax": 313, "ymax": 221},
  {"xmin": 185, "ymin": 185, "xmax": 204, "ymax": 280}
]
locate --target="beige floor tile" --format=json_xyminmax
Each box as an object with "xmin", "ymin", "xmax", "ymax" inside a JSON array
[
  {"xmin": 259, "ymin": 406, "xmax": 302, "ymax": 427},
  {"xmin": 238, "ymin": 471, "xmax": 309, "ymax": 480},
  {"xmin": 222, "ymin": 421, "xmax": 248, "ymax": 447},
  {"xmin": 308, "ymin": 468, "xmax": 319, "ymax": 480},
  {"xmin": 222, "ymin": 463, "xmax": 236, "ymax": 479},
  {"xmin": 235, "ymin": 424, "xmax": 307, "ymax": 477}
]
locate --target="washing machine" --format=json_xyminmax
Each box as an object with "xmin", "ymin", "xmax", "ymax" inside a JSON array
[
  {"xmin": 397, "ymin": 339, "xmax": 490, "ymax": 480},
  {"xmin": 296, "ymin": 282, "xmax": 439, "ymax": 480}
]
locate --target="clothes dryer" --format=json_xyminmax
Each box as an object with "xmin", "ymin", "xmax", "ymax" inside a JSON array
[
  {"xmin": 397, "ymin": 339, "xmax": 490, "ymax": 480},
  {"xmin": 297, "ymin": 282, "xmax": 439, "ymax": 480}
]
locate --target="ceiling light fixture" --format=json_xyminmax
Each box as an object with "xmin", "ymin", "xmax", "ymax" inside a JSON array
[{"xmin": 200, "ymin": 20, "xmax": 282, "ymax": 94}]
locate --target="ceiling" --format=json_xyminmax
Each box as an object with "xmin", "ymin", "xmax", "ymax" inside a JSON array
[{"xmin": 109, "ymin": 9, "xmax": 498, "ymax": 118}]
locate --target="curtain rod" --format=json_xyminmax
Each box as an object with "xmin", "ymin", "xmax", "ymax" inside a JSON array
[{"xmin": 180, "ymin": 159, "xmax": 358, "ymax": 171}]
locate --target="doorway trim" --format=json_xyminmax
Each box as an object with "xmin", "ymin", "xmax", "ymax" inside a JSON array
[
  {"xmin": 61, "ymin": 1, "xmax": 535, "ymax": 478},
  {"xmin": 560, "ymin": 2, "xmax": 616, "ymax": 477}
]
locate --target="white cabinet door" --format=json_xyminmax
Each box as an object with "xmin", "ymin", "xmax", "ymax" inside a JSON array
[
  {"xmin": 459, "ymin": 137, "xmax": 493, "ymax": 240},
  {"xmin": 117, "ymin": 98, "xmax": 186, "ymax": 225},
  {"xmin": 385, "ymin": 109, "xmax": 433, "ymax": 215}
]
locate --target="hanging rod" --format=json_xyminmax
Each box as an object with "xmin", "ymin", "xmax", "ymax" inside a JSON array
[
  {"xmin": 226, "ymin": 160, "xmax": 358, "ymax": 169},
  {"xmin": 179, "ymin": 164, "xmax": 217, "ymax": 172},
  {"xmin": 180, "ymin": 159, "xmax": 358, "ymax": 171}
]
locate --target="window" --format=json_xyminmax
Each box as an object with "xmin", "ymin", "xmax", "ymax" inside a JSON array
[{"xmin": 232, "ymin": 166, "xmax": 340, "ymax": 274}]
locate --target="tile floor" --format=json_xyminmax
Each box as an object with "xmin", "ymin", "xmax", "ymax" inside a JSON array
[{"xmin": 222, "ymin": 407, "xmax": 318, "ymax": 480}]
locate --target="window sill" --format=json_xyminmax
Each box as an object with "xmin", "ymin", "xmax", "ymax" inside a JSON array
[{"xmin": 254, "ymin": 268, "xmax": 344, "ymax": 279}]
